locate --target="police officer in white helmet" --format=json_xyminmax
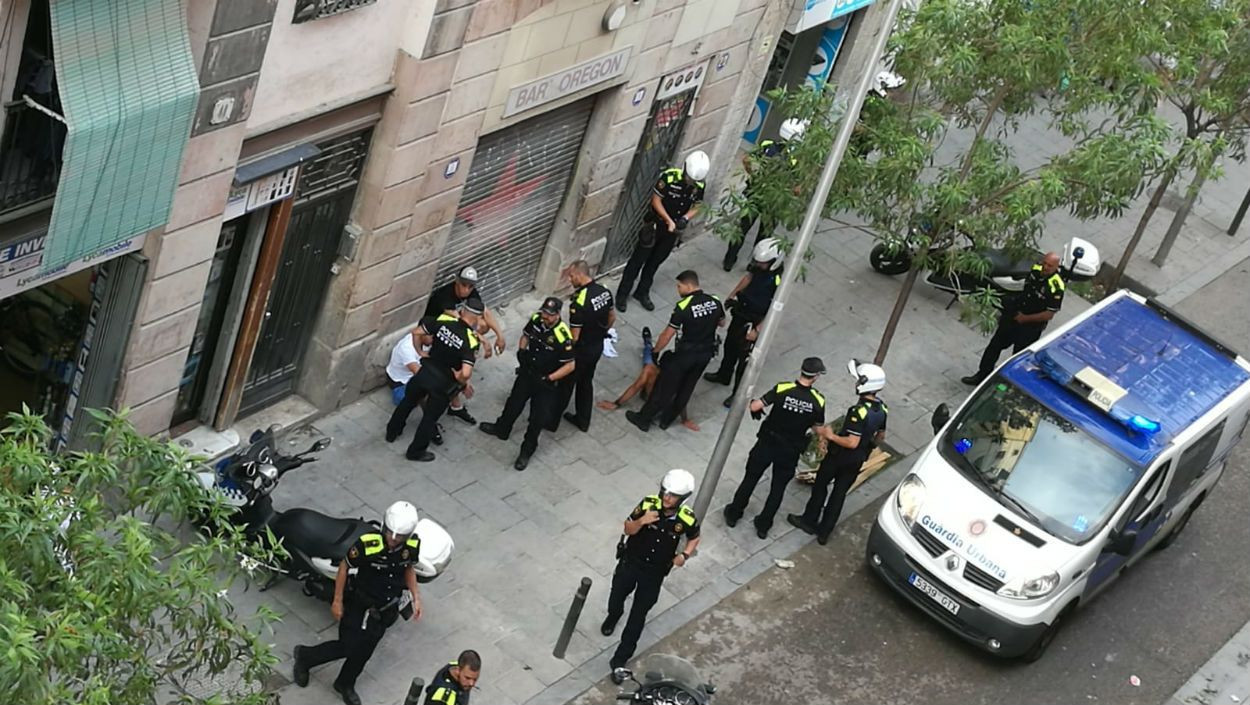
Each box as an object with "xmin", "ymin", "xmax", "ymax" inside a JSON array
[
  {"xmin": 722, "ymin": 118, "xmax": 806, "ymax": 271},
  {"xmin": 788, "ymin": 360, "xmax": 889, "ymax": 545},
  {"xmin": 616, "ymin": 151, "xmax": 709, "ymax": 313},
  {"xmin": 704, "ymin": 237, "xmax": 785, "ymax": 405},
  {"xmin": 603, "ymin": 469, "xmax": 702, "ymax": 683}
]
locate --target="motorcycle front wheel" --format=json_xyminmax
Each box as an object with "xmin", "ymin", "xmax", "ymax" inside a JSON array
[
  {"xmin": 639, "ymin": 684, "xmax": 705, "ymax": 705},
  {"xmin": 869, "ymin": 243, "xmax": 912, "ymax": 275}
]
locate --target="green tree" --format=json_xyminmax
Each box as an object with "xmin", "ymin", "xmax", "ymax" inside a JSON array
[
  {"xmin": 1108, "ymin": 0, "xmax": 1250, "ymax": 283},
  {"xmin": 0, "ymin": 409, "xmax": 282, "ymax": 705}
]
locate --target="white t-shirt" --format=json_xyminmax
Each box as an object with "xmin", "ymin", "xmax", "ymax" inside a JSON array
[{"xmin": 386, "ymin": 333, "xmax": 421, "ymax": 384}]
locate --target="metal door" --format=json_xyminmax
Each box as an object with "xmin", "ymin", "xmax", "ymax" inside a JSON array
[
  {"xmin": 435, "ymin": 99, "xmax": 593, "ymax": 304},
  {"xmin": 601, "ymin": 90, "xmax": 695, "ymax": 270},
  {"xmin": 239, "ymin": 130, "xmax": 369, "ymax": 415}
]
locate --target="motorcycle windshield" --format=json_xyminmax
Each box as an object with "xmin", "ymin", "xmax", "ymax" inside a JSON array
[{"xmin": 637, "ymin": 654, "xmax": 704, "ymax": 692}]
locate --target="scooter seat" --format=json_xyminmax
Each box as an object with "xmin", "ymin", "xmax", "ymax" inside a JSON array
[
  {"xmin": 270, "ymin": 508, "xmax": 373, "ymax": 563},
  {"xmin": 983, "ymin": 249, "xmax": 1036, "ymax": 279}
]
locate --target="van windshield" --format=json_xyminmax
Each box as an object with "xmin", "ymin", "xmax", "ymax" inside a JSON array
[{"xmin": 939, "ymin": 378, "xmax": 1145, "ymax": 544}]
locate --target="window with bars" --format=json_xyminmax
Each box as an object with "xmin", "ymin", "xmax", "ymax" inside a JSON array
[{"xmin": 292, "ymin": 0, "xmax": 379, "ymax": 23}]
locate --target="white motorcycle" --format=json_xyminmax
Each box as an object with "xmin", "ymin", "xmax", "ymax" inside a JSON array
[{"xmin": 196, "ymin": 426, "xmax": 454, "ymax": 598}]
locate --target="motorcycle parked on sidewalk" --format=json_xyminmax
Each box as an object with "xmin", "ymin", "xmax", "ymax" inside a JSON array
[
  {"xmin": 613, "ymin": 655, "xmax": 716, "ymax": 704},
  {"xmin": 194, "ymin": 426, "xmax": 454, "ymax": 599}
]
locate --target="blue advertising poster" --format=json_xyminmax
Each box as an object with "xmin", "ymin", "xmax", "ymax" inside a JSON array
[
  {"xmin": 742, "ymin": 96, "xmax": 771, "ymax": 145},
  {"xmin": 806, "ymin": 16, "xmax": 850, "ymax": 89},
  {"xmin": 798, "ymin": 0, "xmax": 876, "ymax": 33}
]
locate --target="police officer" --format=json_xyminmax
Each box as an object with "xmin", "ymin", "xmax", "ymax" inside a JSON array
[
  {"xmin": 603, "ymin": 469, "xmax": 701, "ymax": 684},
  {"xmin": 425, "ymin": 650, "xmax": 481, "ymax": 705},
  {"xmin": 294, "ymin": 501, "xmax": 424, "ymax": 705},
  {"xmin": 425, "ymin": 265, "xmax": 507, "ymax": 425},
  {"xmin": 722, "ymin": 119, "xmax": 805, "ymax": 271},
  {"xmin": 555, "ymin": 259, "xmax": 615, "ymax": 432},
  {"xmin": 704, "ymin": 238, "xmax": 784, "ymax": 406},
  {"xmin": 386, "ymin": 297, "xmax": 482, "ymax": 462},
  {"xmin": 479, "ymin": 297, "xmax": 575, "ymax": 470},
  {"xmin": 616, "ymin": 151, "xmax": 709, "ymax": 312},
  {"xmin": 724, "ymin": 357, "xmax": 827, "ymax": 539},
  {"xmin": 961, "ymin": 252, "xmax": 1065, "ymax": 386},
  {"xmin": 788, "ymin": 360, "xmax": 888, "ymax": 545},
  {"xmin": 626, "ymin": 270, "xmax": 725, "ymax": 432}
]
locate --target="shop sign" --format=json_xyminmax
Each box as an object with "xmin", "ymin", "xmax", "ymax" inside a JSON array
[
  {"xmin": 0, "ymin": 230, "xmax": 145, "ymax": 300},
  {"xmin": 795, "ymin": 0, "xmax": 876, "ymax": 33},
  {"xmin": 504, "ymin": 47, "xmax": 633, "ymax": 117}
]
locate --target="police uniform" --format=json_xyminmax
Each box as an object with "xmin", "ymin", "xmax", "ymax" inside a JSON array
[
  {"xmin": 605, "ymin": 496, "xmax": 700, "ymax": 670},
  {"xmin": 794, "ymin": 396, "xmax": 888, "ymax": 540},
  {"xmin": 299, "ymin": 532, "xmax": 421, "ymax": 693},
  {"xmin": 616, "ymin": 167, "xmax": 705, "ymax": 306},
  {"xmin": 425, "ymin": 661, "xmax": 471, "ymax": 705},
  {"xmin": 723, "ymin": 139, "xmax": 793, "ymax": 269},
  {"xmin": 386, "ymin": 313, "xmax": 479, "ymax": 460},
  {"xmin": 556, "ymin": 279, "xmax": 614, "ymax": 429},
  {"xmin": 706, "ymin": 266, "xmax": 782, "ymax": 393},
  {"xmin": 725, "ymin": 380, "xmax": 826, "ymax": 535},
  {"xmin": 972, "ymin": 264, "xmax": 1065, "ymax": 380},
  {"xmin": 483, "ymin": 311, "xmax": 574, "ymax": 465},
  {"xmin": 630, "ymin": 289, "xmax": 724, "ymax": 429}
]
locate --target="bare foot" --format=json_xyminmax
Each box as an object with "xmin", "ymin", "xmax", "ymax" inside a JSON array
[
  {"xmin": 597, "ymin": 400, "xmax": 619, "ymax": 411},
  {"xmin": 681, "ymin": 419, "xmax": 700, "ymax": 432}
]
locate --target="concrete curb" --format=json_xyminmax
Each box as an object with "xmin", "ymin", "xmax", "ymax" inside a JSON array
[{"xmin": 1166, "ymin": 619, "xmax": 1250, "ymax": 705}]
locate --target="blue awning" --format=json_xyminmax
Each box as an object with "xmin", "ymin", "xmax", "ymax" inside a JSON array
[{"xmin": 43, "ymin": 0, "xmax": 200, "ymax": 273}]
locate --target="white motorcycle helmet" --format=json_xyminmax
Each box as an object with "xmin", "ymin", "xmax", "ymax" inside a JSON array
[
  {"xmin": 778, "ymin": 118, "xmax": 808, "ymax": 142},
  {"xmin": 752, "ymin": 237, "xmax": 784, "ymax": 271},
  {"xmin": 383, "ymin": 500, "xmax": 420, "ymax": 538},
  {"xmin": 847, "ymin": 358, "xmax": 886, "ymax": 395},
  {"xmin": 683, "ymin": 150, "xmax": 710, "ymax": 182},
  {"xmin": 660, "ymin": 468, "xmax": 696, "ymax": 501}
]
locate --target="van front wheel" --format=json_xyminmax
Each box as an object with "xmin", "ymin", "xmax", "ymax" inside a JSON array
[
  {"xmin": 1020, "ymin": 606, "xmax": 1070, "ymax": 663},
  {"xmin": 1154, "ymin": 503, "xmax": 1199, "ymax": 551}
]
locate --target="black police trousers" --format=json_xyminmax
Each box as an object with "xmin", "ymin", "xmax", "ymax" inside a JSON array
[
  {"xmin": 493, "ymin": 370, "xmax": 558, "ymax": 456},
  {"xmin": 606, "ymin": 559, "xmax": 668, "ymax": 669},
  {"xmin": 708, "ymin": 314, "xmax": 758, "ymax": 393},
  {"xmin": 617, "ymin": 223, "xmax": 677, "ymax": 301},
  {"xmin": 302, "ymin": 598, "xmax": 398, "ymax": 689},
  {"xmin": 386, "ymin": 371, "xmax": 453, "ymax": 458},
  {"xmin": 799, "ymin": 451, "xmax": 868, "ymax": 539},
  {"xmin": 556, "ymin": 347, "xmax": 602, "ymax": 428},
  {"xmin": 726, "ymin": 439, "xmax": 801, "ymax": 532},
  {"xmin": 638, "ymin": 349, "xmax": 713, "ymax": 427},
  {"xmin": 976, "ymin": 317, "xmax": 1046, "ymax": 379}
]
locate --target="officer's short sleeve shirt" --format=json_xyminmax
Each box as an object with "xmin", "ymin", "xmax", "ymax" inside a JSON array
[
  {"xmin": 568, "ymin": 282, "xmax": 613, "ymax": 345},
  {"xmin": 760, "ymin": 382, "xmax": 826, "ymax": 445},
  {"xmin": 421, "ymin": 315, "xmax": 478, "ymax": 371}
]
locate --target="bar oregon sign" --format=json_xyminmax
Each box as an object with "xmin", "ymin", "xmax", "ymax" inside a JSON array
[{"xmin": 504, "ymin": 47, "xmax": 633, "ymax": 118}]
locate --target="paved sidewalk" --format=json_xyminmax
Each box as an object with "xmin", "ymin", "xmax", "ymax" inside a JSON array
[
  {"xmin": 1167, "ymin": 621, "xmax": 1250, "ymax": 705},
  {"xmin": 226, "ymin": 221, "xmax": 1092, "ymax": 705}
]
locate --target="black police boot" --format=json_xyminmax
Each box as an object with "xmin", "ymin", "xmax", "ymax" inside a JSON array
[
  {"xmin": 723, "ymin": 396, "xmax": 734, "ymax": 409},
  {"xmin": 333, "ymin": 682, "xmax": 362, "ymax": 705},
  {"xmin": 292, "ymin": 646, "xmax": 310, "ymax": 687},
  {"xmin": 479, "ymin": 422, "xmax": 509, "ymax": 440},
  {"xmin": 447, "ymin": 405, "xmax": 477, "ymax": 425},
  {"xmin": 385, "ymin": 429, "xmax": 400, "ymax": 443},
  {"xmin": 431, "ymin": 423, "xmax": 445, "ymax": 446},
  {"xmin": 722, "ymin": 504, "xmax": 742, "ymax": 528},
  {"xmin": 754, "ymin": 519, "xmax": 772, "ymax": 540},
  {"xmin": 513, "ymin": 452, "xmax": 531, "ymax": 471},
  {"xmin": 641, "ymin": 326, "xmax": 653, "ymax": 347},
  {"xmin": 563, "ymin": 412, "xmax": 589, "ymax": 433},
  {"xmin": 616, "ymin": 297, "xmax": 628, "ymax": 313},
  {"xmin": 817, "ymin": 532, "xmax": 832, "ymax": 546},
  {"xmin": 703, "ymin": 371, "xmax": 731, "ymax": 385},
  {"xmin": 787, "ymin": 513, "xmax": 817, "ymax": 535},
  {"xmin": 601, "ymin": 615, "xmax": 619, "ymax": 636},
  {"xmin": 722, "ymin": 254, "xmax": 735, "ymax": 272},
  {"xmin": 625, "ymin": 411, "xmax": 650, "ymax": 432},
  {"xmin": 611, "ymin": 667, "xmax": 630, "ymax": 685},
  {"xmin": 406, "ymin": 449, "xmax": 436, "ymax": 462},
  {"xmin": 960, "ymin": 373, "xmax": 985, "ymax": 386},
  {"xmin": 633, "ymin": 292, "xmax": 655, "ymax": 311}
]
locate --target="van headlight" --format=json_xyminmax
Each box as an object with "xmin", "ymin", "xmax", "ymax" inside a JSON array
[
  {"xmin": 895, "ymin": 474, "xmax": 926, "ymax": 529},
  {"xmin": 997, "ymin": 572, "xmax": 1059, "ymax": 600}
]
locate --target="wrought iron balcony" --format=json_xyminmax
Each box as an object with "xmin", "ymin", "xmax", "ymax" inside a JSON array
[{"xmin": 0, "ymin": 98, "xmax": 65, "ymax": 217}]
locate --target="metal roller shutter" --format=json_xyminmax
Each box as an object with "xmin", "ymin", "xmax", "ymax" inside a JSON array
[{"xmin": 436, "ymin": 99, "xmax": 594, "ymax": 305}]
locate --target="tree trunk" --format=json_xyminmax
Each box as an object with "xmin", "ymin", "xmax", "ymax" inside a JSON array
[
  {"xmin": 1107, "ymin": 167, "xmax": 1175, "ymax": 291},
  {"xmin": 874, "ymin": 266, "xmax": 920, "ymax": 364},
  {"xmin": 1152, "ymin": 165, "xmax": 1208, "ymax": 267}
]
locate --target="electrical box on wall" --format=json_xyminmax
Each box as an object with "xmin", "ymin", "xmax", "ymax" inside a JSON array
[{"xmin": 338, "ymin": 223, "xmax": 362, "ymax": 262}]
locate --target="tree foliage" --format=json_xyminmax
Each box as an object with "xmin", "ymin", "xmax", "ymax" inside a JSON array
[{"xmin": 0, "ymin": 409, "xmax": 281, "ymax": 705}]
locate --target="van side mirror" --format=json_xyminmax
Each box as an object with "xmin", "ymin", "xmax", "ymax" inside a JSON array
[
  {"xmin": 1108, "ymin": 528, "xmax": 1138, "ymax": 556},
  {"xmin": 931, "ymin": 404, "xmax": 951, "ymax": 434}
]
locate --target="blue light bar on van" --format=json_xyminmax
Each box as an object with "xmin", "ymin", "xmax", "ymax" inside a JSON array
[
  {"xmin": 1108, "ymin": 405, "xmax": 1162, "ymax": 436},
  {"xmin": 1034, "ymin": 348, "xmax": 1161, "ymax": 436}
]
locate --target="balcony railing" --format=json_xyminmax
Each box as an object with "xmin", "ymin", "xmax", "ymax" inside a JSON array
[{"xmin": 0, "ymin": 98, "xmax": 65, "ymax": 217}]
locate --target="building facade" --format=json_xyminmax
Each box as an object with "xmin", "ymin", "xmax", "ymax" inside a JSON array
[{"xmin": 0, "ymin": 0, "xmax": 885, "ymax": 444}]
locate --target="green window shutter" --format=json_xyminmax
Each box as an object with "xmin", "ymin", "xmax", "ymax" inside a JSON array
[{"xmin": 43, "ymin": 0, "xmax": 200, "ymax": 273}]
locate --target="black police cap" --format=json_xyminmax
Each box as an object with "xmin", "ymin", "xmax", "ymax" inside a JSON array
[
  {"xmin": 540, "ymin": 296, "xmax": 562, "ymax": 314},
  {"xmin": 801, "ymin": 357, "xmax": 826, "ymax": 376}
]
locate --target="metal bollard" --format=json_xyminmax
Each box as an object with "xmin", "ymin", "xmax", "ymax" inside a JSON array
[
  {"xmin": 553, "ymin": 576, "xmax": 593, "ymax": 659},
  {"xmin": 402, "ymin": 677, "xmax": 425, "ymax": 705}
]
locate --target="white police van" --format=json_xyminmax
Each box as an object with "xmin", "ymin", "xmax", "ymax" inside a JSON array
[{"xmin": 867, "ymin": 290, "xmax": 1250, "ymax": 661}]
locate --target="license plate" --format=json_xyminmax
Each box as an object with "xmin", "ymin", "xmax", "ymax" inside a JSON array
[{"xmin": 909, "ymin": 572, "xmax": 961, "ymax": 615}]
